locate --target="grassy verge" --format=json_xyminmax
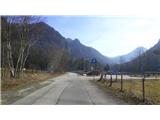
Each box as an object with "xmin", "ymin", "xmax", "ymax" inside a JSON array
[
  {"xmin": 1, "ymin": 71, "xmax": 64, "ymax": 91},
  {"xmin": 1, "ymin": 71, "xmax": 65, "ymax": 104},
  {"xmin": 95, "ymin": 79, "xmax": 160, "ymax": 105}
]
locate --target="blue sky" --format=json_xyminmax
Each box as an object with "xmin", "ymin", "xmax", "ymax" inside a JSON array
[{"xmin": 46, "ymin": 16, "xmax": 160, "ymax": 57}]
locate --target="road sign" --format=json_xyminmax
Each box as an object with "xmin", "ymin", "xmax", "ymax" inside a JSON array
[{"xmin": 91, "ymin": 58, "xmax": 97, "ymax": 64}]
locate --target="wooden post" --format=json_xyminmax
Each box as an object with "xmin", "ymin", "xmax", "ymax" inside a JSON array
[
  {"xmin": 104, "ymin": 73, "xmax": 106, "ymax": 83},
  {"xmin": 142, "ymin": 73, "xmax": 145, "ymax": 102},
  {"xmin": 120, "ymin": 73, "xmax": 123, "ymax": 91},
  {"xmin": 109, "ymin": 73, "xmax": 112, "ymax": 87},
  {"xmin": 105, "ymin": 73, "xmax": 107, "ymax": 79},
  {"xmin": 102, "ymin": 73, "xmax": 105, "ymax": 82},
  {"xmin": 115, "ymin": 74, "xmax": 117, "ymax": 82}
]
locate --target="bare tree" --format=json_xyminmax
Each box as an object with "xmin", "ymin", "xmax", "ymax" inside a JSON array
[
  {"xmin": 15, "ymin": 16, "xmax": 43, "ymax": 78},
  {"xmin": 1, "ymin": 16, "xmax": 43, "ymax": 78},
  {"xmin": 1, "ymin": 17, "xmax": 15, "ymax": 77},
  {"xmin": 136, "ymin": 47, "xmax": 146, "ymax": 73}
]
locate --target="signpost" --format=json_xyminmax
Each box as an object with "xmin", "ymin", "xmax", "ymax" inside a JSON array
[
  {"xmin": 91, "ymin": 58, "xmax": 97, "ymax": 65},
  {"xmin": 91, "ymin": 58, "xmax": 97, "ymax": 70},
  {"xmin": 91, "ymin": 58, "xmax": 97, "ymax": 81}
]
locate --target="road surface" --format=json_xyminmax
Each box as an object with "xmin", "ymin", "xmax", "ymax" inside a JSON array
[{"xmin": 13, "ymin": 73, "xmax": 127, "ymax": 105}]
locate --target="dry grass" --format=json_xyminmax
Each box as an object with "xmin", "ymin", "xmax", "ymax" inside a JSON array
[
  {"xmin": 1, "ymin": 70, "xmax": 64, "ymax": 91},
  {"xmin": 104, "ymin": 78, "xmax": 160, "ymax": 104},
  {"xmin": 112, "ymin": 79, "xmax": 142, "ymax": 98},
  {"xmin": 1, "ymin": 70, "xmax": 64, "ymax": 104},
  {"xmin": 145, "ymin": 80, "xmax": 160, "ymax": 104}
]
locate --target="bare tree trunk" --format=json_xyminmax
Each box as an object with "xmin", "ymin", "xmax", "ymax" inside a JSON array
[
  {"xmin": 1, "ymin": 42, "xmax": 9, "ymax": 79},
  {"xmin": 120, "ymin": 74, "xmax": 123, "ymax": 91},
  {"xmin": 15, "ymin": 47, "xmax": 24, "ymax": 78},
  {"xmin": 2, "ymin": 43, "xmax": 5, "ymax": 78},
  {"xmin": 22, "ymin": 45, "xmax": 31, "ymax": 69},
  {"xmin": 109, "ymin": 73, "xmax": 112, "ymax": 87},
  {"xmin": 19, "ymin": 48, "xmax": 25, "ymax": 76},
  {"xmin": 20, "ymin": 45, "xmax": 31, "ymax": 77},
  {"xmin": 6, "ymin": 30, "xmax": 15, "ymax": 78}
]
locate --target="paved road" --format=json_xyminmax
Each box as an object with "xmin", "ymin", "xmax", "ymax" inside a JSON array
[{"xmin": 13, "ymin": 73, "xmax": 127, "ymax": 105}]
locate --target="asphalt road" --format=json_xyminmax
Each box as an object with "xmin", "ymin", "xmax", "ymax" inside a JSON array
[{"xmin": 12, "ymin": 73, "xmax": 127, "ymax": 105}]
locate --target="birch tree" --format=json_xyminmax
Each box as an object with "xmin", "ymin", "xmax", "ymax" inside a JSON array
[{"xmin": 1, "ymin": 16, "xmax": 42, "ymax": 78}]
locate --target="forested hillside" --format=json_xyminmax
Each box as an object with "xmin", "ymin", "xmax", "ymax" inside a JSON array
[{"xmin": 111, "ymin": 40, "xmax": 160, "ymax": 73}]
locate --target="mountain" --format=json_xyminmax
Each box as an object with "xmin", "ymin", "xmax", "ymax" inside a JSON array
[
  {"xmin": 67, "ymin": 38, "xmax": 111, "ymax": 64},
  {"xmin": 143, "ymin": 40, "xmax": 160, "ymax": 71},
  {"xmin": 31, "ymin": 22, "xmax": 111, "ymax": 65},
  {"xmin": 115, "ymin": 40, "xmax": 160, "ymax": 72},
  {"xmin": 25, "ymin": 22, "xmax": 70, "ymax": 70},
  {"xmin": 149, "ymin": 40, "xmax": 160, "ymax": 52},
  {"xmin": 33, "ymin": 22, "xmax": 68, "ymax": 49},
  {"xmin": 110, "ymin": 47, "xmax": 147, "ymax": 64},
  {"xmin": 6, "ymin": 19, "xmax": 159, "ymax": 72},
  {"xmin": 29, "ymin": 22, "xmax": 158, "ymax": 68}
]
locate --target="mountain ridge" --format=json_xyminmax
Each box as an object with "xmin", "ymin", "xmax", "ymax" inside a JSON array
[
  {"xmin": 33, "ymin": 22, "xmax": 112, "ymax": 65},
  {"xmin": 110, "ymin": 47, "xmax": 147, "ymax": 64},
  {"xmin": 118, "ymin": 40, "xmax": 160, "ymax": 72},
  {"xmin": 67, "ymin": 38, "xmax": 111, "ymax": 64},
  {"xmin": 34, "ymin": 22, "xmax": 159, "ymax": 66}
]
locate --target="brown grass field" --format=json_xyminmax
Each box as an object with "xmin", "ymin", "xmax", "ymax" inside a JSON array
[
  {"xmin": 103, "ymin": 77, "xmax": 160, "ymax": 104},
  {"xmin": 1, "ymin": 70, "xmax": 64, "ymax": 91},
  {"xmin": 1, "ymin": 70, "xmax": 64, "ymax": 104}
]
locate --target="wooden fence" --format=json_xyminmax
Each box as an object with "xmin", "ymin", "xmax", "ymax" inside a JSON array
[{"xmin": 101, "ymin": 72, "xmax": 160, "ymax": 103}]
